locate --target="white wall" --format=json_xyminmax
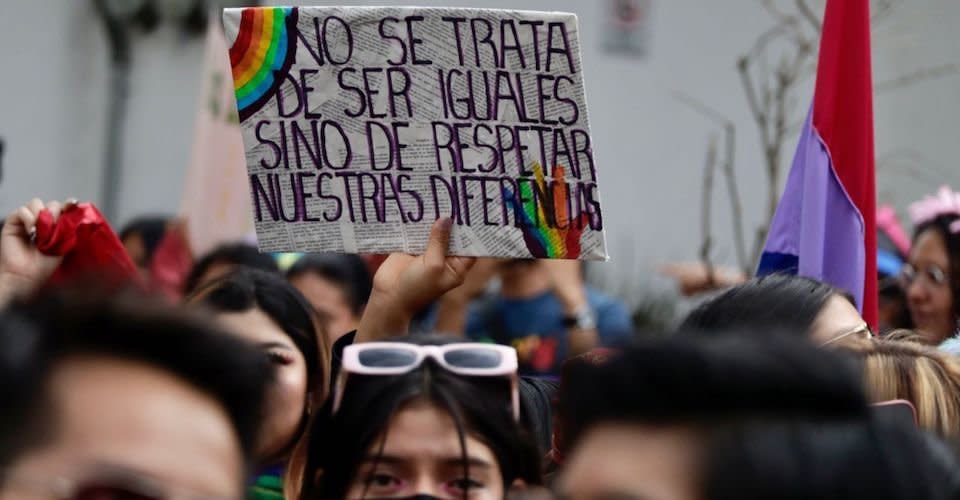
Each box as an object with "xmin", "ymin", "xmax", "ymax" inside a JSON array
[{"xmin": 1, "ymin": 0, "xmax": 958, "ymax": 305}]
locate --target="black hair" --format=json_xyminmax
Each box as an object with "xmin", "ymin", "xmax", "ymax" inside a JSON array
[
  {"xmin": 118, "ymin": 216, "xmax": 170, "ymax": 267},
  {"xmin": 302, "ymin": 334, "xmax": 542, "ymax": 500},
  {"xmin": 912, "ymin": 214, "xmax": 960, "ymax": 324},
  {"xmin": 703, "ymin": 417, "xmax": 960, "ymax": 499},
  {"xmin": 517, "ymin": 376, "xmax": 557, "ymax": 455},
  {"xmin": 183, "ymin": 243, "xmax": 278, "ymax": 294},
  {"xmin": 286, "ymin": 254, "xmax": 372, "ymax": 316},
  {"xmin": 680, "ymin": 273, "xmax": 851, "ymax": 337},
  {"xmin": 559, "ymin": 334, "xmax": 869, "ymax": 448},
  {"xmin": 189, "ymin": 267, "xmax": 330, "ymax": 404},
  {"xmin": 559, "ymin": 334, "xmax": 960, "ymax": 499},
  {"xmin": 0, "ymin": 290, "xmax": 272, "ymax": 467},
  {"xmin": 0, "ymin": 313, "xmax": 49, "ymax": 466}
]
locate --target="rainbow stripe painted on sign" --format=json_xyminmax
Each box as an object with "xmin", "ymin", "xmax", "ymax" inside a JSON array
[
  {"xmin": 229, "ymin": 7, "xmax": 298, "ymax": 121},
  {"xmin": 503, "ymin": 163, "xmax": 591, "ymax": 259}
]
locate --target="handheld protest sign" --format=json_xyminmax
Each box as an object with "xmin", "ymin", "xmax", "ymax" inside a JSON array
[{"xmin": 223, "ymin": 6, "xmax": 608, "ymax": 259}]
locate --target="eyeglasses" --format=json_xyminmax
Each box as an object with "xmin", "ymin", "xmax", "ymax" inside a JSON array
[
  {"xmin": 820, "ymin": 322, "xmax": 873, "ymax": 347},
  {"xmin": 1, "ymin": 470, "xmax": 236, "ymax": 500},
  {"xmin": 900, "ymin": 263, "xmax": 949, "ymax": 288},
  {"xmin": 334, "ymin": 342, "xmax": 520, "ymax": 421}
]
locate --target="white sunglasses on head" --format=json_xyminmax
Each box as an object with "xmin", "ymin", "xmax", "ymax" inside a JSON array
[{"xmin": 334, "ymin": 342, "xmax": 520, "ymax": 421}]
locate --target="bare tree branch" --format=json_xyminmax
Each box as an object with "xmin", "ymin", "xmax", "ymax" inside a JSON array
[
  {"xmin": 870, "ymin": 0, "xmax": 898, "ymax": 25},
  {"xmin": 671, "ymin": 91, "xmax": 732, "ymax": 126},
  {"xmin": 877, "ymin": 148, "xmax": 957, "ymax": 185},
  {"xmin": 738, "ymin": 58, "xmax": 769, "ymax": 144},
  {"xmin": 672, "ymin": 90, "xmax": 749, "ymax": 272},
  {"xmin": 700, "ymin": 135, "xmax": 719, "ymax": 284},
  {"xmin": 786, "ymin": 118, "xmax": 805, "ymax": 137},
  {"xmin": 675, "ymin": 0, "xmax": 928, "ymax": 273},
  {"xmin": 760, "ymin": 0, "xmax": 791, "ymax": 21},
  {"xmin": 744, "ymin": 22, "xmax": 795, "ymax": 61},
  {"xmin": 874, "ymin": 62, "xmax": 960, "ymax": 93},
  {"xmin": 750, "ymin": 226, "xmax": 768, "ymax": 273},
  {"xmin": 879, "ymin": 162, "xmax": 951, "ymax": 188},
  {"xmin": 799, "ymin": 60, "xmax": 817, "ymax": 81},
  {"xmin": 686, "ymin": 0, "xmax": 930, "ymax": 276},
  {"xmin": 763, "ymin": 60, "xmax": 789, "ymax": 223},
  {"xmin": 720, "ymin": 123, "xmax": 749, "ymax": 271},
  {"xmin": 795, "ymin": 0, "xmax": 822, "ymax": 33}
]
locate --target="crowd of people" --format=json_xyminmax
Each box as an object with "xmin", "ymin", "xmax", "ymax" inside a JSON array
[{"xmin": 1, "ymin": 184, "xmax": 960, "ymax": 500}]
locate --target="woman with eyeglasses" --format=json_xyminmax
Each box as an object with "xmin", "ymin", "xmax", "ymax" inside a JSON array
[
  {"xmin": 186, "ymin": 268, "xmax": 331, "ymax": 500},
  {"xmin": 903, "ymin": 187, "xmax": 960, "ymax": 348},
  {"xmin": 679, "ymin": 273, "xmax": 871, "ymax": 348},
  {"xmin": 300, "ymin": 335, "xmax": 543, "ymax": 500}
]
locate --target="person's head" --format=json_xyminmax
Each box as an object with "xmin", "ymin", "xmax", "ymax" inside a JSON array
[
  {"xmin": 303, "ymin": 335, "xmax": 542, "ymax": 500},
  {"xmin": 119, "ymin": 216, "xmax": 170, "ymax": 271},
  {"xmin": 548, "ymin": 348, "xmax": 614, "ymax": 469},
  {"xmin": 0, "ymin": 290, "xmax": 271, "ymax": 500},
  {"xmin": 879, "ymin": 277, "xmax": 910, "ymax": 332},
  {"xmin": 842, "ymin": 336, "xmax": 960, "ymax": 440},
  {"xmin": 496, "ymin": 259, "xmax": 556, "ymax": 294},
  {"xmin": 183, "ymin": 243, "xmax": 279, "ymax": 294},
  {"xmin": 557, "ymin": 334, "xmax": 960, "ymax": 500},
  {"xmin": 877, "ymin": 207, "xmax": 913, "ymax": 332},
  {"xmin": 904, "ymin": 214, "xmax": 960, "ymax": 344},
  {"xmin": 699, "ymin": 416, "xmax": 960, "ymax": 500},
  {"xmin": 680, "ymin": 273, "xmax": 867, "ymax": 347},
  {"xmin": 497, "ymin": 258, "xmax": 539, "ymax": 280},
  {"xmin": 286, "ymin": 254, "xmax": 372, "ymax": 342},
  {"xmin": 186, "ymin": 268, "xmax": 330, "ymax": 492}
]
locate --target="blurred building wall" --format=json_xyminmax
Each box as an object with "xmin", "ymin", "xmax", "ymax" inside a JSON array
[{"xmin": 0, "ymin": 0, "xmax": 957, "ymax": 303}]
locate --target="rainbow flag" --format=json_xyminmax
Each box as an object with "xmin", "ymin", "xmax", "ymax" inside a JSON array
[
  {"xmin": 757, "ymin": 0, "xmax": 878, "ymax": 327},
  {"xmin": 229, "ymin": 7, "xmax": 299, "ymax": 121}
]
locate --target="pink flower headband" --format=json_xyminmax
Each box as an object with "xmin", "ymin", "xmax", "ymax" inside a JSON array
[
  {"xmin": 876, "ymin": 204, "xmax": 911, "ymax": 257},
  {"xmin": 908, "ymin": 186, "xmax": 960, "ymax": 234}
]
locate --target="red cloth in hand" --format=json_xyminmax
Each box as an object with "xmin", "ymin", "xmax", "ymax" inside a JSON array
[{"xmin": 34, "ymin": 203, "xmax": 141, "ymax": 290}]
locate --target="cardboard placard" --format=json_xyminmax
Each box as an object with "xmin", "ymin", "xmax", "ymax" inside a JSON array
[{"xmin": 224, "ymin": 6, "xmax": 608, "ymax": 259}]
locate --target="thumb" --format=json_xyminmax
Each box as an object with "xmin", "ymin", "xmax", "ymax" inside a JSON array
[{"xmin": 424, "ymin": 217, "xmax": 454, "ymax": 264}]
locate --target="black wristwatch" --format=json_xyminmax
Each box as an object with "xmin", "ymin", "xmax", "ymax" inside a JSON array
[{"xmin": 562, "ymin": 306, "xmax": 597, "ymax": 330}]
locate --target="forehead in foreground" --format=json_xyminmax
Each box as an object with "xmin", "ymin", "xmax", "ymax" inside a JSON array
[
  {"xmin": 559, "ymin": 422, "xmax": 702, "ymax": 500},
  {"xmin": 376, "ymin": 400, "xmax": 498, "ymax": 466},
  {"xmin": 11, "ymin": 355, "xmax": 245, "ymax": 498}
]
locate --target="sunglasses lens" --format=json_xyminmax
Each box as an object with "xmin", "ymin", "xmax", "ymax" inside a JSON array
[
  {"xmin": 357, "ymin": 348, "xmax": 418, "ymax": 368},
  {"xmin": 444, "ymin": 348, "xmax": 503, "ymax": 369},
  {"xmin": 73, "ymin": 484, "xmax": 158, "ymax": 500}
]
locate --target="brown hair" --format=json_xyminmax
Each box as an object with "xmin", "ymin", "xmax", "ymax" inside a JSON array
[{"xmin": 845, "ymin": 334, "xmax": 960, "ymax": 438}]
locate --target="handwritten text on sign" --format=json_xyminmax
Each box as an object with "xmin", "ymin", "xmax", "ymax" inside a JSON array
[{"xmin": 224, "ymin": 7, "xmax": 607, "ymax": 259}]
